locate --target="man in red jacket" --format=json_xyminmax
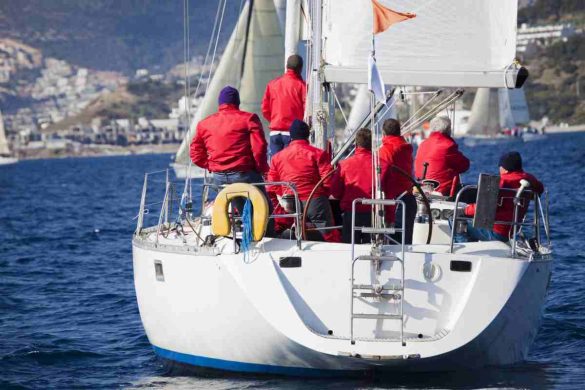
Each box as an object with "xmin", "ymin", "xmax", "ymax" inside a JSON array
[
  {"xmin": 331, "ymin": 128, "xmax": 375, "ymax": 243},
  {"xmin": 463, "ymin": 151, "xmax": 544, "ymax": 242},
  {"xmin": 261, "ymin": 55, "xmax": 307, "ymax": 157},
  {"xmin": 414, "ymin": 116, "xmax": 470, "ymax": 196},
  {"xmin": 267, "ymin": 120, "xmax": 339, "ymax": 242},
  {"xmin": 190, "ymin": 86, "xmax": 269, "ymax": 210},
  {"xmin": 379, "ymin": 119, "xmax": 416, "ymax": 244}
]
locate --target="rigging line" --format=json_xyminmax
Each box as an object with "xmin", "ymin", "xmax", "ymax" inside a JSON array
[
  {"xmin": 182, "ymin": 0, "xmax": 192, "ymax": 193},
  {"xmin": 402, "ymin": 93, "xmax": 458, "ymax": 134},
  {"xmin": 402, "ymin": 92, "xmax": 459, "ymax": 133},
  {"xmin": 177, "ymin": 0, "xmax": 224, "ymax": 165},
  {"xmin": 401, "ymin": 91, "xmax": 461, "ymax": 135},
  {"xmin": 191, "ymin": 0, "xmax": 223, "ymax": 101},
  {"xmin": 401, "ymin": 90, "xmax": 442, "ymax": 128},
  {"xmin": 332, "ymin": 88, "xmax": 348, "ymax": 126},
  {"xmin": 206, "ymin": 0, "xmax": 228, "ymax": 93}
]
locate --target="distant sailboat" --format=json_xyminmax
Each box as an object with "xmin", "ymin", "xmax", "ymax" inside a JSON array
[
  {"xmin": 172, "ymin": 0, "xmax": 284, "ymax": 179},
  {"xmin": 0, "ymin": 109, "xmax": 18, "ymax": 166},
  {"xmin": 462, "ymin": 87, "xmax": 530, "ymax": 146}
]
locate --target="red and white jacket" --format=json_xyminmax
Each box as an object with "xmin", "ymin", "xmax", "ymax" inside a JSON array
[{"xmin": 261, "ymin": 70, "xmax": 307, "ymax": 131}]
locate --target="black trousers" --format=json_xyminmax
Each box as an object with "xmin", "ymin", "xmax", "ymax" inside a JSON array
[
  {"xmin": 302, "ymin": 196, "xmax": 335, "ymax": 242},
  {"xmin": 394, "ymin": 193, "xmax": 417, "ymax": 245},
  {"xmin": 342, "ymin": 211, "xmax": 372, "ymax": 244}
]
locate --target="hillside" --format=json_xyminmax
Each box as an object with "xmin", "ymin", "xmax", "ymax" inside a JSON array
[
  {"xmin": 519, "ymin": 0, "xmax": 585, "ymax": 125},
  {"xmin": 0, "ymin": 0, "xmax": 238, "ymax": 74}
]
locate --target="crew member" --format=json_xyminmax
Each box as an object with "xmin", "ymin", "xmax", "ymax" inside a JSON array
[
  {"xmin": 190, "ymin": 86, "xmax": 269, "ymax": 210},
  {"xmin": 261, "ymin": 55, "xmax": 307, "ymax": 157},
  {"xmin": 379, "ymin": 119, "xmax": 416, "ymax": 244},
  {"xmin": 463, "ymin": 151, "xmax": 544, "ymax": 242},
  {"xmin": 414, "ymin": 116, "xmax": 470, "ymax": 196},
  {"xmin": 331, "ymin": 128, "xmax": 375, "ymax": 243},
  {"xmin": 267, "ymin": 120, "xmax": 339, "ymax": 242}
]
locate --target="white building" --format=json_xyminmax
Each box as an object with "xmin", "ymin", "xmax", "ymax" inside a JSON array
[{"xmin": 517, "ymin": 23, "xmax": 577, "ymax": 53}]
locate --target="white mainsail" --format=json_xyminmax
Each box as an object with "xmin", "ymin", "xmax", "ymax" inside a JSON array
[
  {"xmin": 321, "ymin": 0, "xmax": 520, "ymax": 88},
  {"xmin": 174, "ymin": 0, "xmax": 284, "ymax": 174},
  {"xmin": 0, "ymin": 109, "xmax": 11, "ymax": 155}
]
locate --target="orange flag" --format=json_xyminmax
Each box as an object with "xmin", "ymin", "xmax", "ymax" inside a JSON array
[{"xmin": 372, "ymin": 0, "xmax": 416, "ymax": 34}]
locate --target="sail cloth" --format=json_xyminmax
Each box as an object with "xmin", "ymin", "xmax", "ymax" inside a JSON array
[
  {"xmin": 174, "ymin": 0, "xmax": 284, "ymax": 167},
  {"xmin": 0, "ymin": 109, "xmax": 10, "ymax": 155},
  {"xmin": 322, "ymin": 0, "xmax": 519, "ymax": 87},
  {"xmin": 368, "ymin": 55, "xmax": 386, "ymax": 104}
]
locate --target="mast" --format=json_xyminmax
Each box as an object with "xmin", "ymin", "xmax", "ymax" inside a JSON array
[{"xmin": 308, "ymin": 0, "xmax": 327, "ymax": 150}]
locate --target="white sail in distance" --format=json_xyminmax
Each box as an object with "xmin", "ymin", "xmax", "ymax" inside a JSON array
[
  {"xmin": 174, "ymin": 0, "xmax": 284, "ymax": 169},
  {"xmin": 321, "ymin": 0, "xmax": 519, "ymax": 88},
  {"xmin": 0, "ymin": 109, "xmax": 11, "ymax": 155},
  {"xmin": 466, "ymin": 87, "xmax": 531, "ymax": 136}
]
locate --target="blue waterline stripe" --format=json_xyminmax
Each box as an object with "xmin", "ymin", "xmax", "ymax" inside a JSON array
[{"xmin": 153, "ymin": 345, "xmax": 361, "ymax": 377}]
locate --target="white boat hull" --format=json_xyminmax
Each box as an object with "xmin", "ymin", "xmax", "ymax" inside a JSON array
[
  {"xmin": 133, "ymin": 234, "xmax": 551, "ymax": 375},
  {"xmin": 0, "ymin": 156, "xmax": 18, "ymax": 166}
]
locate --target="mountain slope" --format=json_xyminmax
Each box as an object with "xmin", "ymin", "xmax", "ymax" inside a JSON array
[{"xmin": 0, "ymin": 0, "xmax": 238, "ymax": 74}]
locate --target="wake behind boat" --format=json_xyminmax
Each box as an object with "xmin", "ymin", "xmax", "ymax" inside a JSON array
[{"xmin": 133, "ymin": 0, "xmax": 551, "ymax": 377}]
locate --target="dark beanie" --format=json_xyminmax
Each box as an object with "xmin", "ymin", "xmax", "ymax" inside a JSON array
[
  {"xmin": 499, "ymin": 151, "xmax": 523, "ymax": 172},
  {"xmin": 289, "ymin": 119, "xmax": 310, "ymax": 140},
  {"xmin": 218, "ymin": 86, "xmax": 240, "ymax": 106}
]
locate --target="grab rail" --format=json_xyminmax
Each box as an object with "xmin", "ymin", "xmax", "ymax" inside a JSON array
[{"xmin": 449, "ymin": 185, "xmax": 549, "ymax": 257}]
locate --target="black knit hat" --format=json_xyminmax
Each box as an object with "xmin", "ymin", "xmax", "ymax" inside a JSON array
[
  {"xmin": 499, "ymin": 151, "xmax": 523, "ymax": 172},
  {"xmin": 289, "ymin": 119, "xmax": 310, "ymax": 140}
]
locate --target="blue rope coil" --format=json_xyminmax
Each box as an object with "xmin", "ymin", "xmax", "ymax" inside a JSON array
[{"xmin": 241, "ymin": 198, "xmax": 253, "ymax": 257}]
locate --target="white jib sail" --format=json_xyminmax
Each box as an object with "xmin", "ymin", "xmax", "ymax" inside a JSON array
[
  {"xmin": 466, "ymin": 88, "xmax": 501, "ymax": 136},
  {"xmin": 174, "ymin": 0, "xmax": 284, "ymax": 167},
  {"xmin": 321, "ymin": 0, "xmax": 518, "ymax": 88},
  {"xmin": 0, "ymin": 109, "xmax": 10, "ymax": 155}
]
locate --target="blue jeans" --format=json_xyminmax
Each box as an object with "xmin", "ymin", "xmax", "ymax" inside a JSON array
[
  {"xmin": 269, "ymin": 133, "xmax": 291, "ymax": 158},
  {"xmin": 455, "ymin": 221, "xmax": 508, "ymax": 243}
]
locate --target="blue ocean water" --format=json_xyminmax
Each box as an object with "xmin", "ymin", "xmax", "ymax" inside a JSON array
[{"xmin": 1, "ymin": 133, "xmax": 584, "ymax": 389}]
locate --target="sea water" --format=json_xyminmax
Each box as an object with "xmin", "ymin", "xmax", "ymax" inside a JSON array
[{"xmin": 1, "ymin": 133, "xmax": 584, "ymax": 389}]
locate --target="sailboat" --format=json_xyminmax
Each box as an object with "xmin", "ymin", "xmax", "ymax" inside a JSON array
[
  {"xmin": 461, "ymin": 87, "xmax": 531, "ymax": 146},
  {"xmin": 0, "ymin": 109, "xmax": 18, "ymax": 166},
  {"xmin": 172, "ymin": 0, "xmax": 284, "ymax": 179},
  {"xmin": 133, "ymin": 0, "xmax": 551, "ymax": 376}
]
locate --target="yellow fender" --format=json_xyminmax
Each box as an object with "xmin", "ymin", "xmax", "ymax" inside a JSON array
[{"xmin": 212, "ymin": 183, "xmax": 269, "ymax": 241}]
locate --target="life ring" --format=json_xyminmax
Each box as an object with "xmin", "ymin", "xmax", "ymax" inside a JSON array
[{"xmin": 211, "ymin": 183, "xmax": 269, "ymax": 241}]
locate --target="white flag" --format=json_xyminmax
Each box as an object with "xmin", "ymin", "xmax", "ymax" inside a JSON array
[{"xmin": 368, "ymin": 53, "xmax": 386, "ymax": 104}]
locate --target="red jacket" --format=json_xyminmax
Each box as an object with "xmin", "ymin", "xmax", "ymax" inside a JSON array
[
  {"xmin": 331, "ymin": 148, "xmax": 398, "ymax": 221},
  {"xmin": 261, "ymin": 69, "xmax": 307, "ymax": 131},
  {"xmin": 465, "ymin": 170, "xmax": 544, "ymax": 238},
  {"xmin": 267, "ymin": 140, "xmax": 333, "ymax": 201},
  {"xmin": 331, "ymin": 147, "xmax": 373, "ymax": 213},
  {"xmin": 414, "ymin": 132, "xmax": 470, "ymax": 195},
  {"xmin": 379, "ymin": 135, "xmax": 414, "ymax": 196},
  {"xmin": 190, "ymin": 104, "xmax": 269, "ymax": 173}
]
